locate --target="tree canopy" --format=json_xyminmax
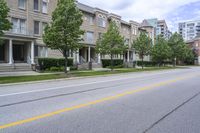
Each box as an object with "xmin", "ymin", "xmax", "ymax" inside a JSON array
[
  {"xmin": 43, "ymin": 0, "xmax": 84, "ymax": 73},
  {"xmin": 0, "ymin": 0, "xmax": 12, "ymax": 43},
  {"xmin": 151, "ymin": 36, "xmax": 172, "ymax": 66},
  {"xmin": 132, "ymin": 32, "xmax": 152, "ymax": 69},
  {"xmin": 96, "ymin": 21, "xmax": 127, "ymax": 70}
]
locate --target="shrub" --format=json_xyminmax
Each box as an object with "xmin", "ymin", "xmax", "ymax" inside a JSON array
[
  {"xmin": 38, "ymin": 58, "xmax": 73, "ymax": 71},
  {"xmin": 101, "ymin": 59, "xmax": 123, "ymax": 68},
  {"xmin": 50, "ymin": 67, "xmax": 63, "ymax": 72},
  {"xmin": 135, "ymin": 61, "xmax": 172, "ymax": 67}
]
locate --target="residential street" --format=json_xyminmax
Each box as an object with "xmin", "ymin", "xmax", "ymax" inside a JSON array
[{"xmin": 0, "ymin": 67, "xmax": 200, "ymax": 133}]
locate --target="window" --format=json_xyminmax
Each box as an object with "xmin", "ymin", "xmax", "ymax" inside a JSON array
[
  {"xmin": 98, "ymin": 33, "xmax": 103, "ymax": 39},
  {"xmin": 34, "ymin": 21, "xmax": 40, "ymax": 35},
  {"xmin": 34, "ymin": 0, "xmax": 39, "ymax": 11},
  {"xmin": 85, "ymin": 15, "xmax": 94, "ymax": 25},
  {"xmin": 38, "ymin": 46, "xmax": 48, "ymax": 57},
  {"xmin": 89, "ymin": 16, "xmax": 94, "ymax": 25},
  {"xmin": 86, "ymin": 32, "xmax": 94, "ymax": 43},
  {"xmin": 42, "ymin": 22, "xmax": 47, "ymax": 34},
  {"xmin": 11, "ymin": 18, "xmax": 26, "ymax": 34},
  {"xmin": 42, "ymin": 0, "xmax": 48, "ymax": 13},
  {"xmin": 132, "ymin": 27, "xmax": 137, "ymax": 35},
  {"xmin": 98, "ymin": 15, "xmax": 106, "ymax": 28},
  {"xmin": 18, "ymin": 0, "xmax": 26, "ymax": 9},
  {"xmin": 125, "ymin": 39, "xmax": 129, "ymax": 45}
]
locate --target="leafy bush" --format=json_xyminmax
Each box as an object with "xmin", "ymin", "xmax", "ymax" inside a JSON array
[
  {"xmin": 38, "ymin": 58, "xmax": 73, "ymax": 71},
  {"xmin": 50, "ymin": 67, "xmax": 64, "ymax": 72},
  {"xmin": 101, "ymin": 59, "xmax": 123, "ymax": 68},
  {"xmin": 135, "ymin": 61, "xmax": 172, "ymax": 67}
]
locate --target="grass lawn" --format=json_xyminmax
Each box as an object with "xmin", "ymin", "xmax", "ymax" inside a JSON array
[{"xmin": 0, "ymin": 67, "xmax": 181, "ymax": 84}]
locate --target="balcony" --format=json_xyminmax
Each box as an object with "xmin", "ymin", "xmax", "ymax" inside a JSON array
[
  {"xmin": 5, "ymin": 28, "xmax": 34, "ymax": 37},
  {"xmin": 196, "ymin": 26, "xmax": 200, "ymax": 32}
]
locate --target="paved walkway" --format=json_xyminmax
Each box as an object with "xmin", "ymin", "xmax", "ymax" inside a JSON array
[{"xmin": 0, "ymin": 71, "xmax": 43, "ymax": 77}]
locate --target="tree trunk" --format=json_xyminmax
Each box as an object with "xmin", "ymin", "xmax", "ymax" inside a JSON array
[
  {"xmin": 111, "ymin": 54, "xmax": 114, "ymax": 71},
  {"xmin": 64, "ymin": 49, "xmax": 68, "ymax": 73},
  {"xmin": 142, "ymin": 55, "xmax": 144, "ymax": 69},
  {"xmin": 173, "ymin": 57, "xmax": 176, "ymax": 67}
]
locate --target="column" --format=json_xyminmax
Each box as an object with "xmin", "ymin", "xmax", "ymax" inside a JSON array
[
  {"xmin": 127, "ymin": 50, "xmax": 130, "ymax": 62},
  {"xmin": 132, "ymin": 50, "xmax": 135, "ymax": 62},
  {"xmin": 98, "ymin": 53, "xmax": 101, "ymax": 64},
  {"xmin": 31, "ymin": 41, "xmax": 35, "ymax": 64},
  {"xmin": 76, "ymin": 49, "xmax": 80, "ymax": 64},
  {"xmin": 69, "ymin": 49, "xmax": 72, "ymax": 57},
  {"xmin": 88, "ymin": 46, "xmax": 91, "ymax": 62},
  {"xmin": 8, "ymin": 39, "xmax": 13, "ymax": 65}
]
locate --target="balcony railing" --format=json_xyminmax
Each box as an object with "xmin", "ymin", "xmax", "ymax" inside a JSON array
[{"xmin": 5, "ymin": 28, "xmax": 34, "ymax": 37}]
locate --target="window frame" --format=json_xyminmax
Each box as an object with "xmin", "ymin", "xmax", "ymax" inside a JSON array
[
  {"xmin": 34, "ymin": 20, "xmax": 40, "ymax": 35},
  {"xmin": 18, "ymin": 0, "xmax": 26, "ymax": 10},
  {"xmin": 42, "ymin": 0, "xmax": 48, "ymax": 14},
  {"xmin": 34, "ymin": 0, "xmax": 39, "ymax": 11}
]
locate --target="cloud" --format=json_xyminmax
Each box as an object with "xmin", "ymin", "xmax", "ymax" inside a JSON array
[{"xmin": 78, "ymin": 0, "xmax": 200, "ymax": 32}]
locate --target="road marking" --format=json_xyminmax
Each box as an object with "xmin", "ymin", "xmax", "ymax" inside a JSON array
[
  {"xmin": 0, "ymin": 74, "xmax": 197, "ymax": 130},
  {"xmin": 0, "ymin": 71, "xmax": 178, "ymax": 97}
]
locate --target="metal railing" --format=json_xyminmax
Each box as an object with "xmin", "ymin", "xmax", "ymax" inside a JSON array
[
  {"xmin": 91, "ymin": 57, "xmax": 98, "ymax": 63},
  {"xmin": 5, "ymin": 28, "xmax": 34, "ymax": 37},
  {"xmin": 80, "ymin": 56, "xmax": 87, "ymax": 64}
]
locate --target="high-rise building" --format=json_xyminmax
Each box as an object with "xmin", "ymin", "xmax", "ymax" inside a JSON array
[
  {"xmin": 143, "ymin": 18, "xmax": 171, "ymax": 40},
  {"xmin": 179, "ymin": 20, "xmax": 200, "ymax": 41}
]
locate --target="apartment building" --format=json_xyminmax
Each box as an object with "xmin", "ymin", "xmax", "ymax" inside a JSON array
[
  {"xmin": 1, "ymin": 0, "xmax": 147, "ymax": 70},
  {"xmin": 179, "ymin": 20, "xmax": 200, "ymax": 41},
  {"xmin": 144, "ymin": 18, "xmax": 171, "ymax": 40},
  {"xmin": 77, "ymin": 3, "xmax": 141, "ymax": 66},
  {"xmin": 0, "ymin": 0, "xmax": 56, "ymax": 66},
  {"xmin": 186, "ymin": 37, "xmax": 200, "ymax": 65}
]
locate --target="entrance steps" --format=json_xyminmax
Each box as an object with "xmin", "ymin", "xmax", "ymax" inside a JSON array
[
  {"xmin": 78, "ymin": 63, "xmax": 102, "ymax": 70},
  {"xmin": 0, "ymin": 63, "xmax": 32, "ymax": 72},
  {"xmin": 92, "ymin": 63, "xmax": 102, "ymax": 69}
]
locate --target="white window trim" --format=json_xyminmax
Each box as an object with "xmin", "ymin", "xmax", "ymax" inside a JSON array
[
  {"xmin": 42, "ymin": 0, "xmax": 48, "ymax": 14},
  {"xmin": 18, "ymin": 0, "xmax": 26, "ymax": 10},
  {"xmin": 34, "ymin": 0, "xmax": 40, "ymax": 11},
  {"xmin": 34, "ymin": 21, "xmax": 40, "ymax": 35}
]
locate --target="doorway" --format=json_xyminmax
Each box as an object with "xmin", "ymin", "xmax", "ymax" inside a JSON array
[
  {"xmin": 13, "ymin": 44, "xmax": 25, "ymax": 63},
  {"xmin": 0, "ymin": 44, "xmax": 5, "ymax": 62}
]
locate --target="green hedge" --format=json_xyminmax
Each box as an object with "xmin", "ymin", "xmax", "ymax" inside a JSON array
[
  {"xmin": 135, "ymin": 61, "xmax": 172, "ymax": 67},
  {"xmin": 38, "ymin": 58, "xmax": 74, "ymax": 70},
  {"xmin": 101, "ymin": 59, "xmax": 123, "ymax": 68}
]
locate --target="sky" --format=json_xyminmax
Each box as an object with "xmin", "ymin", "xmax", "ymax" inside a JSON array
[{"xmin": 78, "ymin": 0, "xmax": 200, "ymax": 32}]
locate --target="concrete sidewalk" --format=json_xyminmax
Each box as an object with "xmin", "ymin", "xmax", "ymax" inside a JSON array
[{"xmin": 0, "ymin": 71, "xmax": 45, "ymax": 77}]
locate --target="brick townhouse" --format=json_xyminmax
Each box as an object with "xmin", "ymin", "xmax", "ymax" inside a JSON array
[{"xmin": 0, "ymin": 0, "xmax": 154, "ymax": 71}]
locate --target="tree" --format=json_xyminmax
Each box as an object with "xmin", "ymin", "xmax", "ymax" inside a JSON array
[
  {"xmin": 95, "ymin": 21, "xmax": 127, "ymax": 71},
  {"xmin": 0, "ymin": 0, "xmax": 12, "ymax": 44},
  {"xmin": 181, "ymin": 44, "xmax": 195, "ymax": 65},
  {"xmin": 151, "ymin": 36, "xmax": 172, "ymax": 66},
  {"xmin": 132, "ymin": 32, "xmax": 152, "ymax": 69},
  {"xmin": 43, "ymin": 0, "xmax": 84, "ymax": 73},
  {"xmin": 168, "ymin": 32, "xmax": 186, "ymax": 66}
]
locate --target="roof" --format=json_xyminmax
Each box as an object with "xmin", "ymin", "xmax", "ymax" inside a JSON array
[
  {"xmin": 141, "ymin": 20, "xmax": 153, "ymax": 27},
  {"xmin": 121, "ymin": 20, "xmax": 131, "ymax": 26},
  {"xmin": 77, "ymin": 2, "xmax": 95, "ymax": 14}
]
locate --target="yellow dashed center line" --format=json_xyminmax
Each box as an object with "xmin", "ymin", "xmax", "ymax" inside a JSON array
[{"xmin": 0, "ymin": 74, "xmax": 197, "ymax": 130}]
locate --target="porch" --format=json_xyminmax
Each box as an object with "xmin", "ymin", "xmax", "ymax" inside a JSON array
[
  {"xmin": 78, "ymin": 46, "xmax": 101, "ymax": 64},
  {"xmin": 0, "ymin": 39, "xmax": 35, "ymax": 65}
]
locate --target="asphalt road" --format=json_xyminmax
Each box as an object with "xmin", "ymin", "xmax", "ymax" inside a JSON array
[{"xmin": 0, "ymin": 67, "xmax": 200, "ymax": 133}]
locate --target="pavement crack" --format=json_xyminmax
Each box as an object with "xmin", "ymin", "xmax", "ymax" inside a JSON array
[{"xmin": 143, "ymin": 90, "xmax": 200, "ymax": 133}]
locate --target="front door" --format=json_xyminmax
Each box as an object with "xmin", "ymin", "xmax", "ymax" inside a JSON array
[
  {"xmin": 0, "ymin": 44, "xmax": 5, "ymax": 62},
  {"xmin": 13, "ymin": 44, "xmax": 25, "ymax": 62}
]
